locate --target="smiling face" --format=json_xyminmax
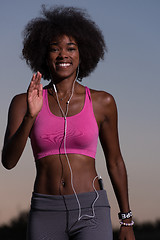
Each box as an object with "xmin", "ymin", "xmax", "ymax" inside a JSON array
[{"xmin": 48, "ymin": 35, "xmax": 80, "ymax": 81}]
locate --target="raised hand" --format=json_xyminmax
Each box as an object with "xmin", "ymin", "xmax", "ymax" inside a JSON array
[{"xmin": 27, "ymin": 72, "xmax": 43, "ymax": 118}]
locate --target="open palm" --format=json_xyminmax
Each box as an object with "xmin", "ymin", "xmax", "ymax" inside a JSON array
[{"xmin": 27, "ymin": 72, "xmax": 43, "ymax": 118}]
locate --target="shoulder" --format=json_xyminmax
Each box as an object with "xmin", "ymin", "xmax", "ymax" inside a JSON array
[
  {"xmin": 90, "ymin": 88, "xmax": 117, "ymax": 109},
  {"xmin": 12, "ymin": 92, "xmax": 27, "ymax": 100},
  {"xmin": 9, "ymin": 93, "xmax": 27, "ymax": 115},
  {"xmin": 11, "ymin": 93, "xmax": 27, "ymax": 106},
  {"xmin": 89, "ymin": 88, "xmax": 118, "ymax": 122}
]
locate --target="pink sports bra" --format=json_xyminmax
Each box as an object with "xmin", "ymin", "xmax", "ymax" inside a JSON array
[{"xmin": 29, "ymin": 87, "xmax": 99, "ymax": 160}]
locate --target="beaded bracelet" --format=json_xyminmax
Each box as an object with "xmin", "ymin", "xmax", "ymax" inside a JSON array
[{"xmin": 120, "ymin": 220, "xmax": 134, "ymax": 227}]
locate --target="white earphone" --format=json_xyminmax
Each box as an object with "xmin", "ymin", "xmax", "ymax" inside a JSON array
[{"xmin": 53, "ymin": 66, "xmax": 99, "ymax": 221}]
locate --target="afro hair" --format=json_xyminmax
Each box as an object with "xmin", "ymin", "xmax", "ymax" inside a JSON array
[{"xmin": 22, "ymin": 5, "xmax": 107, "ymax": 80}]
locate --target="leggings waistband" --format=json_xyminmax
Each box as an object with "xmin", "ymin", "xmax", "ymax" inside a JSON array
[{"xmin": 31, "ymin": 190, "xmax": 110, "ymax": 211}]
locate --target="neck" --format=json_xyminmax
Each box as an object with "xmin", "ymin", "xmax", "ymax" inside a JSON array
[
  {"xmin": 53, "ymin": 78, "xmax": 76, "ymax": 117},
  {"xmin": 51, "ymin": 66, "xmax": 79, "ymax": 94},
  {"xmin": 53, "ymin": 78, "xmax": 76, "ymax": 94}
]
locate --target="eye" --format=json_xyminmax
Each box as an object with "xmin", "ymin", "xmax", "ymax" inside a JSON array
[
  {"xmin": 68, "ymin": 47, "xmax": 76, "ymax": 52},
  {"xmin": 50, "ymin": 48, "xmax": 59, "ymax": 52}
]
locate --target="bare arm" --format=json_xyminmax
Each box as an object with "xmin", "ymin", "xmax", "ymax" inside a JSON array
[
  {"xmin": 99, "ymin": 95, "xmax": 130, "ymax": 212},
  {"xmin": 98, "ymin": 93, "xmax": 135, "ymax": 239},
  {"xmin": 1, "ymin": 72, "xmax": 43, "ymax": 169}
]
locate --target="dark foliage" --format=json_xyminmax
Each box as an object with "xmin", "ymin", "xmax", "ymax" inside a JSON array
[{"xmin": 0, "ymin": 211, "xmax": 28, "ymax": 240}]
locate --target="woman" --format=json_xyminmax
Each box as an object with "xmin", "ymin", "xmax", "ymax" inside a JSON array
[{"xmin": 2, "ymin": 6, "xmax": 135, "ymax": 240}]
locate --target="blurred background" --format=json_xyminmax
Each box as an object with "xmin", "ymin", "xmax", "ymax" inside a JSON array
[{"xmin": 0, "ymin": 0, "xmax": 160, "ymax": 238}]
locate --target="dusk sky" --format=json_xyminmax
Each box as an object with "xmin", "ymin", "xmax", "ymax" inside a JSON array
[{"xmin": 0, "ymin": 0, "xmax": 160, "ymax": 228}]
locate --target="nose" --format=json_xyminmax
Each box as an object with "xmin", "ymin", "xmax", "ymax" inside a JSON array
[{"xmin": 57, "ymin": 49, "xmax": 68, "ymax": 59}]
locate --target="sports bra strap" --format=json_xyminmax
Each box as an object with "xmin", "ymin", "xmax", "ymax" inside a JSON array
[{"xmin": 86, "ymin": 86, "xmax": 92, "ymax": 101}]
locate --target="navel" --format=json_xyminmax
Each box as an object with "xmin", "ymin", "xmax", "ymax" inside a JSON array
[{"xmin": 61, "ymin": 179, "xmax": 65, "ymax": 187}]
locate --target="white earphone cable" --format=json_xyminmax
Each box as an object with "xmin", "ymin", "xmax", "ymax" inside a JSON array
[{"xmin": 53, "ymin": 68, "xmax": 99, "ymax": 220}]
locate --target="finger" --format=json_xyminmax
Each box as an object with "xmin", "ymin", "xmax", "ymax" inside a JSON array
[
  {"xmin": 28, "ymin": 72, "xmax": 42, "ymax": 92},
  {"xmin": 30, "ymin": 72, "xmax": 41, "ymax": 87},
  {"xmin": 38, "ymin": 84, "xmax": 43, "ymax": 98},
  {"xmin": 31, "ymin": 73, "xmax": 36, "ymax": 81},
  {"xmin": 37, "ymin": 72, "xmax": 42, "ymax": 83},
  {"xmin": 35, "ymin": 72, "xmax": 42, "ymax": 84},
  {"xmin": 27, "ymin": 74, "xmax": 35, "ymax": 91}
]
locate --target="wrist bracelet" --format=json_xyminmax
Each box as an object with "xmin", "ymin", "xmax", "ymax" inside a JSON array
[
  {"xmin": 118, "ymin": 210, "xmax": 132, "ymax": 220},
  {"xmin": 120, "ymin": 220, "xmax": 134, "ymax": 227}
]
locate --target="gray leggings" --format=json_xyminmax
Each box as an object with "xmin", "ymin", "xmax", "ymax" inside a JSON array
[{"xmin": 27, "ymin": 190, "xmax": 113, "ymax": 240}]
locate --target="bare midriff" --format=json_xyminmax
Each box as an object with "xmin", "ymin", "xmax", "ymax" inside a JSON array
[{"xmin": 34, "ymin": 154, "xmax": 100, "ymax": 195}]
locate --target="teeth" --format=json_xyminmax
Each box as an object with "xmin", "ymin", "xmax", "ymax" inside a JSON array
[{"xmin": 57, "ymin": 63, "xmax": 71, "ymax": 67}]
